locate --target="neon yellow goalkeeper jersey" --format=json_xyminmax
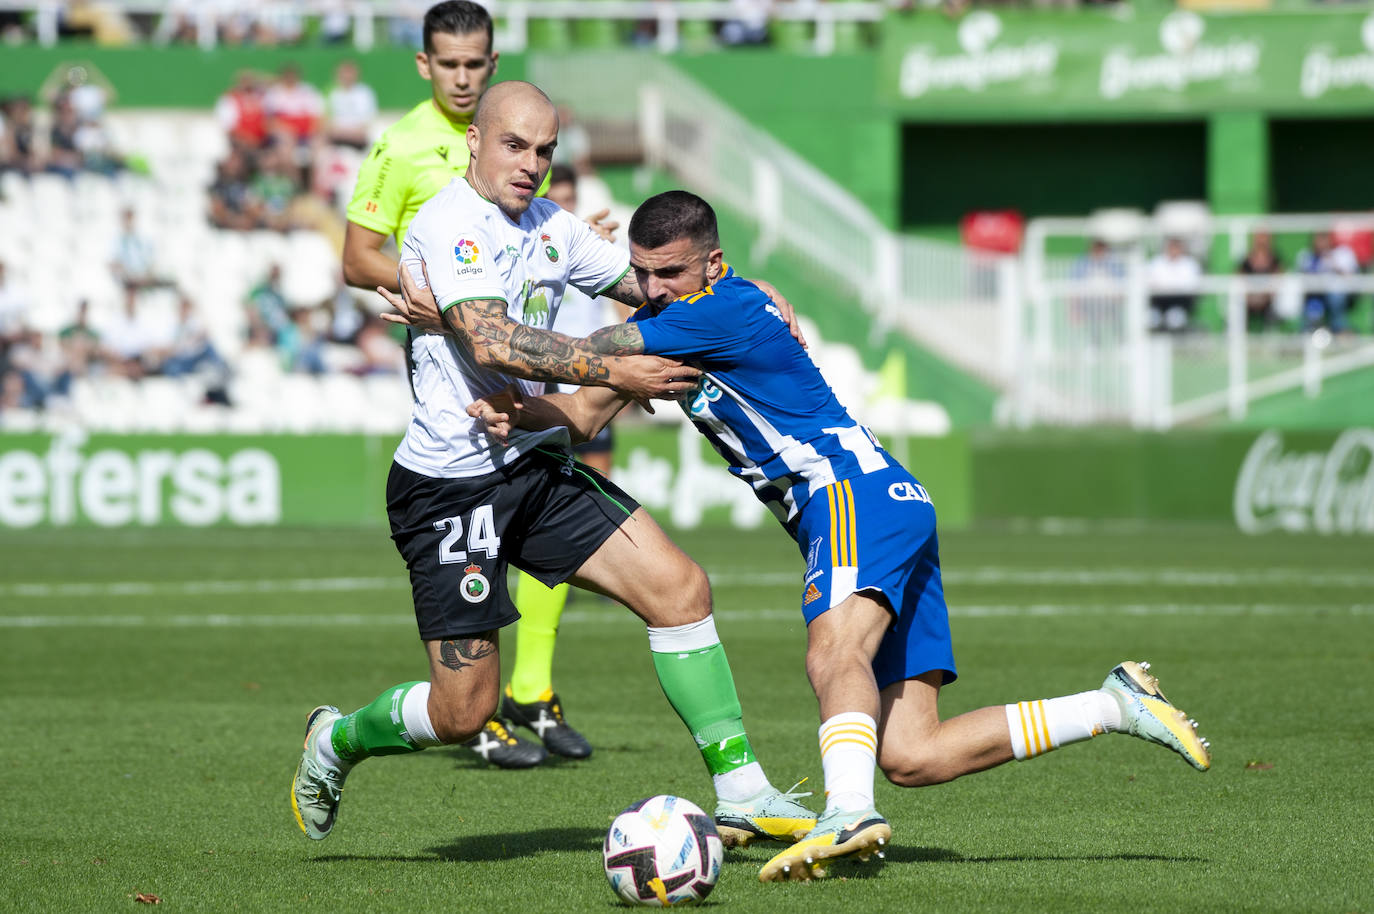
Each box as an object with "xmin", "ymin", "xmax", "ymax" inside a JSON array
[{"xmin": 347, "ymin": 100, "xmax": 474, "ymax": 247}]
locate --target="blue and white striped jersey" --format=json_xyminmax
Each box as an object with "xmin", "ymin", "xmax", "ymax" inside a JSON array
[{"xmin": 632, "ymin": 265, "xmax": 894, "ymax": 527}]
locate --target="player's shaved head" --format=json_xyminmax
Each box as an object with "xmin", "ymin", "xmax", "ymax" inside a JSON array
[
  {"xmin": 465, "ymin": 81, "xmax": 559, "ymax": 220},
  {"xmin": 472, "ymin": 80, "xmax": 556, "ymax": 133}
]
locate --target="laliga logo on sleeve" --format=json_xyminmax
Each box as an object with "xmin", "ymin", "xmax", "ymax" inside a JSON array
[{"xmin": 453, "ymin": 238, "xmax": 484, "ymax": 277}]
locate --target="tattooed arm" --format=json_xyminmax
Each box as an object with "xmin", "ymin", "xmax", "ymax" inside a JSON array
[{"xmin": 379, "ymin": 262, "xmax": 698, "ymax": 399}]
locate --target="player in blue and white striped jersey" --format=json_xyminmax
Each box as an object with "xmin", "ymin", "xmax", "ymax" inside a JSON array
[{"xmin": 466, "ymin": 190, "xmax": 1213, "ymax": 883}]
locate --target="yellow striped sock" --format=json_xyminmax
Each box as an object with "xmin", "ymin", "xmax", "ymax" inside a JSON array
[
  {"xmin": 819, "ymin": 711, "xmax": 878, "ymax": 813},
  {"xmin": 1005, "ymin": 691, "xmax": 1113, "ymax": 760}
]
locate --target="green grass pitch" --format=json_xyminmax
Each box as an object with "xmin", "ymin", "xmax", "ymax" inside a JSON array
[{"xmin": 1, "ymin": 522, "xmax": 1371, "ymax": 913}]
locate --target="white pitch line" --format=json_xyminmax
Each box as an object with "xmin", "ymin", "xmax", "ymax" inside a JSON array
[
  {"xmin": 1, "ymin": 565, "xmax": 1368, "ymax": 601},
  {"xmin": 2, "ymin": 603, "xmax": 1370, "ymax": 628},
  {"xmin": 712, "ymin": 568, "xmax": 1374, "ymax": 589}
]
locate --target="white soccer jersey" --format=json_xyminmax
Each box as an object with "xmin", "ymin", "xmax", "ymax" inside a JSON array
[{"xmin": 394, "ymin": 177, "xmax": 630, "ymax": 478}]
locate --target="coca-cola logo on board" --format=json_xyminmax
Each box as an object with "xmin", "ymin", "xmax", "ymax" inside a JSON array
[{"xmin": 1234, "ymin": 429, "xmax": 1374, "ymax": 535}]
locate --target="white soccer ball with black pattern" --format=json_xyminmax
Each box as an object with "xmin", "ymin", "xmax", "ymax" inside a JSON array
[{"xmin": 602, "ymin": 795, "xmax": 723, "ymax": 906}]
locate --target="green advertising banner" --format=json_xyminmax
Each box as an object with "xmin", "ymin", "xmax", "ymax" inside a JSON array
[
  {"xmin": 880, "ymin": 9, "xmax": 1374, "ymax": 115},
  {"xmin": 0, "ymin": 427, "xmax": 972, "ymax": 530},
  {"xmin": 3, "ymin": 428, "xmax": 1366, "ymax": 533}
]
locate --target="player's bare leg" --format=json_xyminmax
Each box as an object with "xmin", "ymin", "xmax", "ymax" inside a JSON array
[
  {"xmin": 571, "ymin": 507, "xmax": 816, "ymax": 846},
  {"xmin": 291, "ymin": 632, "xmax": 501, "ymax": 841},
  {"xmin": 760, "ymin": 592, "xmax": 892, "ymax": 881}
]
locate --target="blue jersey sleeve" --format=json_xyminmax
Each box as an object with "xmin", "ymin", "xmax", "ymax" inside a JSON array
[{"xmin": 633, "ymin": 286, "xmax": 756, "ymax": 365}]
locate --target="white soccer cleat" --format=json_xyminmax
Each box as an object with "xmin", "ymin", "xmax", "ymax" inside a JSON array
[{"xmin": 1103, "ymin": 661, "xmax": 1211, "ymax": 771}]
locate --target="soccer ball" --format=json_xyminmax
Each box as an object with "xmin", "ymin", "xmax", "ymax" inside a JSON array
[{"xmin": 602, "ymin": 795, "xmax": 723, "ymax": 907}]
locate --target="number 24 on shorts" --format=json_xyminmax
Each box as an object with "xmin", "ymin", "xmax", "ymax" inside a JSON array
[{"xmin": 434, "ymin": 504, "xmax": 501, "ymax": 565}]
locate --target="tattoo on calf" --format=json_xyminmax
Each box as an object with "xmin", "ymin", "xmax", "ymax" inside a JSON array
[{"xmin": 438, "ymin": 633, "xmax": 496, "ymax": 672}]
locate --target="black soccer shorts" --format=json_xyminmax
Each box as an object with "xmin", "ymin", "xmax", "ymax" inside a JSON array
[{"xmin": 385, "ymin": 448, "xmax": 641, "ymax": 641}]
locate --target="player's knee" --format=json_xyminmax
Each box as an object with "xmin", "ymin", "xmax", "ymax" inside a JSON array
[
  {"xmin": 643, "ymin": 560, "xmax": 712, "ymax": 627},
  {"xmin": 803, "ymin": 634, "xmax": 867, "ymax": 690},
  {"xmin": 879, "ymin": 748, "xmax": 954, "ymax": 788}
]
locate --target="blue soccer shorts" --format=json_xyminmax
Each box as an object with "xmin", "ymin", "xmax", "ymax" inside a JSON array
[{"xmin": 792, "ymin": 465, "xmax": 957, "ymax": 690}]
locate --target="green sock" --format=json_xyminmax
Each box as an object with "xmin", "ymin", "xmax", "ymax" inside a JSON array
[
  {"xmin": 330, "ymin": 681, "xmax": 432, "ymax": 764},
  {"xmin": 650, "ymin": 640, "xmax": 757, "ymax": 777},
  {"xmin": 510, "ymin": 571, "xmax": 568, "ymax": 703}
]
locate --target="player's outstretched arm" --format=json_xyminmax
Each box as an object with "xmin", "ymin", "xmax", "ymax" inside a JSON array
[
  {"xmin": 379, "ymin": 262, "xmax": 699, "ymax": 400},
  {"xmin": 468, "ymin": 384, "xmax": 631, "ymax": 445}
]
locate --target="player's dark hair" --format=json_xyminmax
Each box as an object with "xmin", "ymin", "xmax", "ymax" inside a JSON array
[
  {"xmin": 423, "ymin": 1, "xmax": 493, "ymax": 54},
  {"xmin": 549, "ymin": 163, "xmax": 576, "ymax": 188},
  {"xmin": 629, "ymin": 191, "xmax": 720, "ymax": 252}
]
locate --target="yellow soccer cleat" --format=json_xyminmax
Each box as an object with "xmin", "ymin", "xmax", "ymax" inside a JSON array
[
  {"xmin": 758, "ymin": 807, "xmax": 890, "ymax": 882},
  {"xmin": 713, "ymin": 782, "xmax": 816, "ymax": 848},
  {"xmin": 1103, "ymin": 661, "xmax": 1212, "ymax": 771}
]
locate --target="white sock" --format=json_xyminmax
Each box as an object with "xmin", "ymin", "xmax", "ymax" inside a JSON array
[
  {"xmin": 399, "ymin": 681, "xmax": 443, "ymax": 749},
  {"xmin": 714, "ymin": 761, "xmax": 770, "ymax": 803},
  {"xmin": 315, "ymin": 721, "xmax": 347, "ymax": 770},
  {"xmin": 1005, "ymin": 691, "xmax": 1122, "ymax": 760},
  {"xmin": 819, "ymin": 711, "xmax": 878, "ymax": 814}
]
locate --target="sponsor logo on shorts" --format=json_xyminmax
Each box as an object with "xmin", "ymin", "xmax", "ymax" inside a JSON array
[
  {"xmin": 803, "ymin": 583, "xmax": 823, "ymax": 606},
  {"xmin": 803, "ymin": 535, "xmax": 825, "ymax": 584},
  {"xmin": 460, "ymin": 563, "xmax": 490, "ymax": 603},
  {"xmin": 888, "ymin": 481, "xmax": 932, "ymax": 504}
]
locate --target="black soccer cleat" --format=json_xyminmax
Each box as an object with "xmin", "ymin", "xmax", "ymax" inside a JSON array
[
  {"xmin": 460, "ymin": 717, "xmax": 547, "ymax": 769},
  {"xmin": 500, "ymin": 685, "xmax": 593, "ymax": 759}
]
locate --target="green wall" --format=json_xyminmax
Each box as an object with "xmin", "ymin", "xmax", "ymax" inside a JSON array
[{"xmin": 6, "ymin": 427, "xmax": 1367, "ymax": 532}]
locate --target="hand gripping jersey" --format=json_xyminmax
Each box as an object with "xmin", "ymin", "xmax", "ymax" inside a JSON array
[
  {"xmin": 632, "ymin": 265, "xmax": 895, "ymax": 528},
  {"xmin": 395, "ymin": 177, "xmax": 630, "ymax": 478}
]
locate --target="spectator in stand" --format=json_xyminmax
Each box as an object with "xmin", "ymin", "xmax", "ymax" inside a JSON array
[
  {"xmin": 0, "ymin": 101, "xmax": 17, "ymax": 174},
  {"xmin": 264, "ymin": 62, "xmax": 324, "ymax": 147},
  {"xmin": 250, "ymin": 143, "xmax": 304, "ymax": 231},
  {"xmin": 720, "ymin": 0, "xmax": 770, "ymax": 46},
  {"xmin": 1238, "ymin": 232, "xmax": 1283, "ymax": 331},
  {"xmin": 215, "ymin": 71, "xmax": 269, "ymax": 150},
  {"xmin": 254, "ymin": 3, "xmax": 305, "ymax": 45},
  {"xmin": 58, "ymin": 300, "xmax": 103, "ymax": 381},
  {"xmin": 1070, "ymin": 238, "xmax": 1126, "ymax": 342},
  {"xmin": 324, "ymin": 275, "xmax": 365, "ymax": 344},
  {"xmin": 247, "ymin": 264, "xmax": 290, "ymax": 343},
  {"xmin": 351, "ymin": 317, "xmax": 405, "ymax": 375},
  {"xmin": 1146, "ymin": 237, "xmax": 1202, "ymax": 333},
  {"xmin": 387, "ymin": 0, "xmax": 426, "ymax": 48},
  {"xmin": 110, "ymin": 208, "xmax": 169, "ymax": 291},
  {"xmin": 280, "ymin": 306, "xmax": 327, "ymax": 374},
  {"xmin": 326, "ymin": 60, "xmax": 377, "ymax": 150},
  {"xmin": 2, "ymin": 96, "xmax": 39, "ymax": 173},
  {"xmin": 0, "ymin": 261, "xmax": 29, "ymax": 363},
  {"xmin": 47, "ymin": 93, "xmax": 84, "ymax": 178},
  {"xmin": 8, "ymin": 327, "xmax": 70, "ymax": 410},
  {"xmin": 320, "ymin": 2, "xmax": 353, "ymax": 44},
  {"xmin": 1297, "ymin": 231, "xmax": 1359, "ymax": 334},
  {"xmin": 209, "ymin": 147, "xmax": 262, "ymax": 230},
  {"xmin": 166, "ymin": 290, "xmax": 230, "ymax": 379},
  {"xmin": 103, "ymin": 288, "xmax": 160, "ymax": 378}
]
